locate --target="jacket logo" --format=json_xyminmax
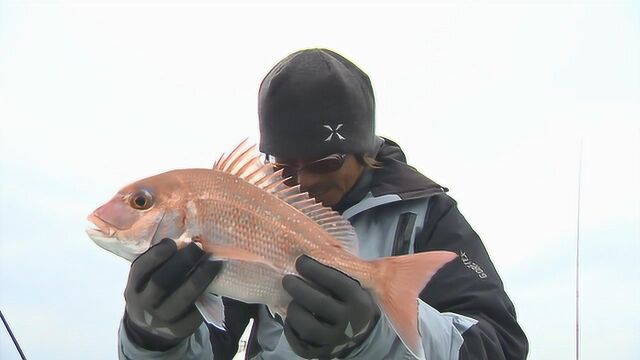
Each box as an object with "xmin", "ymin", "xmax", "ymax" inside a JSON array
[
  {"xmin": 323, "ymin": 124, "xmax": 346, "ymax": 142},
  {"xmin": 460, "ymin": 251, "xmax": 488, "ymax": 279}
]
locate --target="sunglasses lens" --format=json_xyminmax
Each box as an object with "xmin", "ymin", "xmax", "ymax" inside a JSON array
[
  {"xmin": 306, "ymin": 154, "xmax": 345, "ymax": 173},
  {"xmin": 270, "ymin": 154, "xmax": 345, "ymax": 184}
]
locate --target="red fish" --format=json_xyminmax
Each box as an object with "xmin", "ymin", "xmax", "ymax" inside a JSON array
[{"xmin": 86, "ymin": 140, "xmax": 456, "ymax": 357}]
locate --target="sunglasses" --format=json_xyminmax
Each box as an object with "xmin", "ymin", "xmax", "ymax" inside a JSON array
[{"xmin": 268, "ymin": 153, "xmax": 347, "ymax": 181}]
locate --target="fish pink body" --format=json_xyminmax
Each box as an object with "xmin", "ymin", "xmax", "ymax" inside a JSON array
[{"xmin": 86, "ymin": 141, "xmax": 456, "ymax": 357}]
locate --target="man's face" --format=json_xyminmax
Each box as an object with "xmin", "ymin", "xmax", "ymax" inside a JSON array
[{"xmin": 273, "ymin": 154, "xmax": 364, "ymax": 207}]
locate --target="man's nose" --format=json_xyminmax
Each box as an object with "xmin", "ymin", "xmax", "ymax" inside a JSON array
[{"xmin": 296, "ymin": 169, "xmax": 320, "ymax": 190}]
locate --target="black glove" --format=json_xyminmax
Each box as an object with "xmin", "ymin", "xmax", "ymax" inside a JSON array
[
  {"xmin": 282, "ymin": 255, "xmax": 380, "ymax": 359},
  {"xmin": 123, "ymin": 238, "xmax": 223, "ymax": 351}
]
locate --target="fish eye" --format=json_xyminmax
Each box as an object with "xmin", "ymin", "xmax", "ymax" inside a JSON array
[{"xmin": 129, "ymin": 189, "xmax": 154, "ymax": 210}]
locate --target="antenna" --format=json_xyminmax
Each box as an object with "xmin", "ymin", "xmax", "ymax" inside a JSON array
[
  {"xmin": 0, "ymin": 310, "xmax": 27, "ymax": 360},
  {"xmin": 575, "ymin": 140, "xmax": 583, "ymax": 360}
]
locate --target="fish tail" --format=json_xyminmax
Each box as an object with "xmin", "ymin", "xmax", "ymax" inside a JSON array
[{"xmin": 368, "ymin": 251, "xmax": 457, "ymax": 358}]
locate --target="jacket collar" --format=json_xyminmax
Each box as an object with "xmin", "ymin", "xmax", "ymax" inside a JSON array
[
  {"xmin": 337, "ymin": 137, "xmax": 448, "ymax": 218},
  {"xmin": 333, "ymin": 167, "xmax": 374, "ymax": 214},
  {"xmin": 370, "ymin": 137, "xmax": 447, "ymax": 199}
]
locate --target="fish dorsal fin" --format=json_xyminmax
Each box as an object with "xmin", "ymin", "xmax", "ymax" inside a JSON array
[
  {"xmin": 214, "ymin": 140, "xmax": 359, "ymax": 255},
  {"xmin": 213, "ymin": 139, "xmax": 272, "ymax": 182},
  {"xmin": 215, "ymin": 138, "xmax": 250, "ymax": 171}
]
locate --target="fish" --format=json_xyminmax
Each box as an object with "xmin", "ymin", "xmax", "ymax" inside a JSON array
[{"xmin": 86, "ymin": 139, "xmax": 457, "ymax": 358}]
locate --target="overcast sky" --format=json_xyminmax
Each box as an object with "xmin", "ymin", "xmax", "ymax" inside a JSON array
[{"xmin": 1, "ymin": 0, "xmax": 638, "ymax": 359}]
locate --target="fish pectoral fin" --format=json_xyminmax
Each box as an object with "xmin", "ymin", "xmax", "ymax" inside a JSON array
[
  {"xmin": 270, "ymin": 304, "xmax": 288, "ymax": 320},
  {"xmin": 196, "ymin": 293, "xmax": 225, "ymax": 330},
  {"xmin": 197, "ymin": 242, "xmax": 279, "ymax": 271}
]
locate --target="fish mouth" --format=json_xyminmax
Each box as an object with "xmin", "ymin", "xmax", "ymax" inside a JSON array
[
  {"xmin": 86, "ymin": 214, "xmax": 138, "ymax": 261},
  {"xmin": 86, "ymin": 225, "xmax": 140, "ymax": 262},
  {"xmin": 87, "ymin": 213, "xmax": 117, "ymax": 237}
]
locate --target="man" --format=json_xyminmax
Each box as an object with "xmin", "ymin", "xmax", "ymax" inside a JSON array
[{"xmin": 118, "ymin": 49, "xmax": 529, "ymax": 359}]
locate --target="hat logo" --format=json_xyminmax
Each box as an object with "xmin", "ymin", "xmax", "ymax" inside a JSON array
[{"xmin": 323, "ymin": 124, "xmax": 346, "ymax": 142}]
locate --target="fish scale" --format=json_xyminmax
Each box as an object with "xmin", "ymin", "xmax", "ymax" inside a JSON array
[
  {"xmin": 193, "ymin": 193, "xmax": 359, "ymax": 278},
  {"xmin": 86, "ymin": 140, "xmax": 457, "ymax": 359},
  {"xmin": 187, "ymin": 172, "xmax": 338, "ymax": 264}
]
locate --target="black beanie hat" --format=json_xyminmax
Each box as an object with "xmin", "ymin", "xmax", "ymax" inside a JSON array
[{"xmin": 258, "ymin": 48, "xmax": 375, "ymax": 158}]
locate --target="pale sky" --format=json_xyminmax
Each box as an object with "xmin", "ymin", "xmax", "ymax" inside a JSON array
[{"xmin": 0, "ymin": 1, "xmax": 638, "ymax": 359}]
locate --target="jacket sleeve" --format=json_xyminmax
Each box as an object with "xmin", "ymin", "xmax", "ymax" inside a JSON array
[
  {"xmin": 342, "ymin": 299, "xmax": 478, "ymax": 360},
  {"xmin": 118, "ymin": 318, "xmax": 214, "ymax": 360},
  {"xmin": 118, "ymin": 298, "xmax": 256, "ymax": 360},
  {"xmin": 415, "ymin": 194, "xmax": 529, "ymax": 359}
]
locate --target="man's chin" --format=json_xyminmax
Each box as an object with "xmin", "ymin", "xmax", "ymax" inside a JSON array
[
  {"xmin": 304, "ymin": 186, "xmax": 340, "ymax": 207},
  {"xmin": 313, "ymin": 193, "xmax": 340, "ymax": 208}
]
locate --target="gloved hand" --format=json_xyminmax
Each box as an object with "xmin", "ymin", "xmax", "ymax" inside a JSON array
[
  {"xmin": 282, "ymin": 255, "xmax": 380, "ymax": 359},
  {"xmin": 123, "ymin": 238, "xmax": 223, "ymax": 351}
]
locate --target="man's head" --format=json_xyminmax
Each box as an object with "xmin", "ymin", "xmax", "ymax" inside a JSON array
[{"xmin": 258, "ymin": 48, "xmax": 376, "ymax": 206}]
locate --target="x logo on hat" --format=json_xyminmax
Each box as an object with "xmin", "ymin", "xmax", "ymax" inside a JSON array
[{"xmin": 323, "ymin": 124, "xmax": 346, "ymax": 142}]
